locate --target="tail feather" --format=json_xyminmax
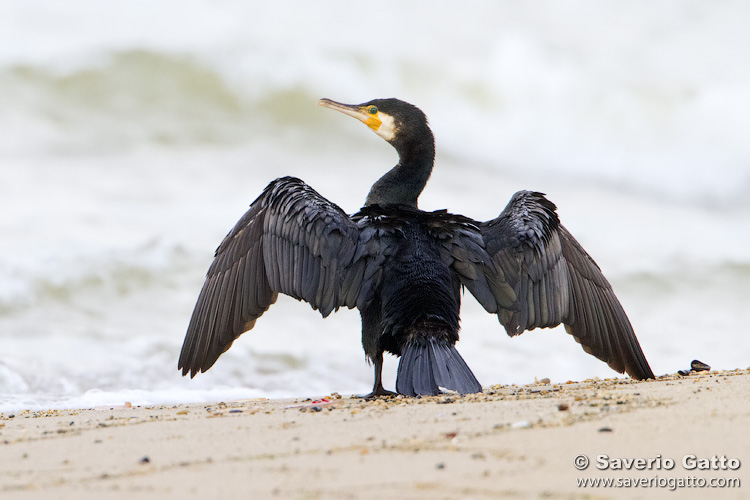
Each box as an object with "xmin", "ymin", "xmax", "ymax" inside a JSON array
[
  {"xmin": 413, "ymin": 340, "xmax": 440, "ymax": 395},
  {"xmin": 397, "ymin": 338, "xmax": 482, "ymax": 396}
]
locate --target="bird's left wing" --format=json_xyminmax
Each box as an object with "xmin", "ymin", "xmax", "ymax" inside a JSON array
[{"xmin": 179, "ymin": 177, "xmax": 371, "ymax": 377}]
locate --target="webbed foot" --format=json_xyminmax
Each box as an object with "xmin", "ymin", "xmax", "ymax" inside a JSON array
[{"xmin": 361, "ymin": 386, "xmax": 397, "ymax": 400}]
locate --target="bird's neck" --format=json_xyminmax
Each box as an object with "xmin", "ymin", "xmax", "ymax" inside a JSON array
[{"xmin": 365, "ymin": 135, "xmax": 435, "ymax": 208}]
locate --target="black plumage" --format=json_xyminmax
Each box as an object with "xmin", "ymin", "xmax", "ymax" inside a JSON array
[{"xmin": 178, "ymin": 97, "xmax": 654, "ymax": 397}]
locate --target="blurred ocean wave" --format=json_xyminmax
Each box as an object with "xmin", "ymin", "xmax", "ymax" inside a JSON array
[
  {"xmin": 2, "ymin": 44, "xmax": 748, "ymax": 204},
  {"xmin": 0, "ymin": 51, "xmax": 325, "ymax": 154}
]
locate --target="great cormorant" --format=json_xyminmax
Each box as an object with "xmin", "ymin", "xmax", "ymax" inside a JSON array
[{"xmin": 178, "ymin": 97, "xmax": 654, "ymax": 397}]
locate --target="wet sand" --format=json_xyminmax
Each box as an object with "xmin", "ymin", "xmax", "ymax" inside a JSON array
[{"xmin": 1, "ymin": 369, "xmax": 748, "ymax": 499}]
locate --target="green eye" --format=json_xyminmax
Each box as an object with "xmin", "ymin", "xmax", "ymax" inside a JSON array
[{"xmin": 368, "ymin": 106, "xmax": 378, "ymax": 115}]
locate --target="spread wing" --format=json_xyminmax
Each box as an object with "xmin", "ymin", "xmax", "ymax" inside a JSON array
[
  {"xmin": 179, "ymin": 176, "xmax": 380, "ymax": 377},
  {"xmin": 453, "ymin": 190, "xmax": 654, "ymax": 380}
]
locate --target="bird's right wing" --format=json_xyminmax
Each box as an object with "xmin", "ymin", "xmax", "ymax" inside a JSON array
[
  {"xmin": 452, "ymin": 190, "xmax": 653, "ymax": 380},
  {"xmin": 179, "ymin": 176, "xmax": 372, "ymax": 377}
]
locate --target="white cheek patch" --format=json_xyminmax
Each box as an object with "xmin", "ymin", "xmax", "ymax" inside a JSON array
[{"xmin": 375, "ymin": 113, "xmax": 397, "ymax": 142}]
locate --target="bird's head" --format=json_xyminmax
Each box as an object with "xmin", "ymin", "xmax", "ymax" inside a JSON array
[
  {"xmin": 318, "ymin": 97, "xmax": 435, "ymax": 207},
  {"xmin": 318, "ymin": 98, "xmax": 431, "ymax": 148}
]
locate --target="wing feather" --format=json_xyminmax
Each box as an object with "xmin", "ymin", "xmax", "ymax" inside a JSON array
[
  {"xmin": 179, "ymin": 177, "xmax": 383, "ymax": 377},
  {"xmin": 453, "ymin": 190, "xmax": 653, "ymax": 380}
]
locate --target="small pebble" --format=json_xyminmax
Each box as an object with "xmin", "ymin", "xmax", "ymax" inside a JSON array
[
  {"xmin": 677, "ymin": 369, "xmax": 691, "ymax": 376},
  {"xmin": 140, "ymin": 456, "xmax": 150, "ymax": 464},
  {"xmin": 598, "ymin": 427, "xmax": 613, "ymax": 433},
  {"xmin": 558, "ymin": 403, "xmax": 569, "ymax": 411},
  {"xmin": 436, "ymin": 462, "xmax": 445, "ymax": 470}
]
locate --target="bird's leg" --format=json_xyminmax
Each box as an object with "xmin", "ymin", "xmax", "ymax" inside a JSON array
[{"xmin": 363, "ymin": 352, "xmax": 396, "ymax": 399}]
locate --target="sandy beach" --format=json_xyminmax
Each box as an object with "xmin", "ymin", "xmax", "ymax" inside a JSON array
[{"xmin": 1, "ymin": 369, "xmax": 747, "ymax": 499}]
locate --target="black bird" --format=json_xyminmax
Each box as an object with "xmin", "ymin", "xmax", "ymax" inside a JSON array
[{"xmin": 178, "ymin": 98, "xmax": 654, "ymax": 397}]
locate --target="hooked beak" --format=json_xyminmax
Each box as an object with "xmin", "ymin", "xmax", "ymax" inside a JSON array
[{"xmin": 318, "ymin": 98, "xmax": 382, "ymax": 132}]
